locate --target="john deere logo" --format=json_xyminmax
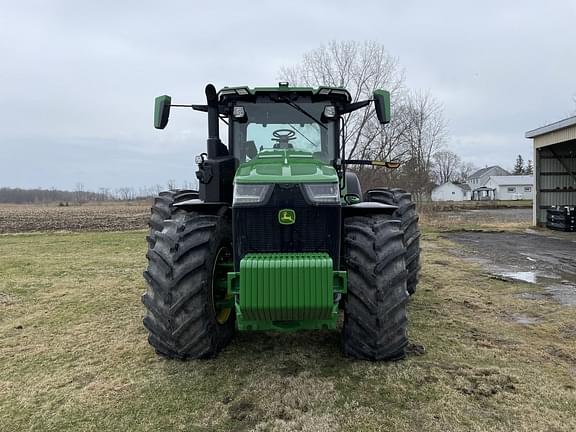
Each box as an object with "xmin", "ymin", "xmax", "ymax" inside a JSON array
[{"xmin": 278, "ymin": 209, "xmax": 296, "ymax": 225}]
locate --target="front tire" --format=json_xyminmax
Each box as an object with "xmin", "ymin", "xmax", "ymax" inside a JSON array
[
  {"xmin": 342, "ymin": 215, "xmax": 409, "ymax": 360},
  {"xmin": 142, "ymin": 210, "xmax": 235, "ymax": 359},
  {"xmin": 147, "ymin": 189, "xmax": 198, "ymax": 248},
  {"xmin": 365, "ymin": 188, "xmax": 421, "ymax": 295}
]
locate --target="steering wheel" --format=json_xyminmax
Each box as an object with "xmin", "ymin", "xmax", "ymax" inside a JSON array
[
  {"xmin": 272, "ymin": 129, "xmax": 296, "ymax": 140},
  {"xmin": 271, "ymin": 129, "xmax": 296, "ymax": 149}
]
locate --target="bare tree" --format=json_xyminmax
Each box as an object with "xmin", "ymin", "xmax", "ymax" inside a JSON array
[
  {"xmin": 401, "ymin": 90, "xmax": 447, "ymax": 199},
  {"xmin": 279, "ymin": 41, "xmax": 447, "ymax": 200},
  {"xmin": 74, "ymin": 182, "xmax": 85, "ymax": 204},
  {"xmin": 351, "ymin": 96, "xmax": 415, "ymax": 189},
  {"xmin": 279, "ymin": 40, "xmax": 405, "ymax": 158},
  {"xmin": 98, "ymin": 187, "xmax": 111, "ymax": 201},
  {"xmin": 433, "ymin": 150, "xmax": 461, "ymax": 184},
  {"xmin": 116, "ymin": 187, "xmax": 135, "ymax": 201},
  {"xmin": 455, "ymin": 161, "xmax": 477, "ymax": 183}
]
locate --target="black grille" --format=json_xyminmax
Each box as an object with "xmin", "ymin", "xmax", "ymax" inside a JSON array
[{"xmin": 233, "ymin": 184, "xmax": 341, "ymax": 270}]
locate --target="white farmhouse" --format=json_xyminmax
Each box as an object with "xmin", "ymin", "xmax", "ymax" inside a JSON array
[
  {"xmin": 484, "ymin": 176, "xmax": 534, "ymax": 200},
  {"xmin": 431, "ymin": 182, "xmax": 471, "ymax": 201},
  {"xmin": 467, "ymin": 165, "xmax": 510, "ymax": 200},
  {"xmin": 466, "ymin": 165, "xmax": 510, "ymax": 190}
]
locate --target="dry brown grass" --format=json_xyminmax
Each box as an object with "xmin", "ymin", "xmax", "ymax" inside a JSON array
[
  {"xmin": 419, "ymin": 200, "xmax": 532, "ymax": 212},
  {"xmin": 418, "ymin": 206, "xmax": 532, "ymax": 232},
  {"xmin": 1, "ymin": 230, "xmax": 575, "ymax": 431}
]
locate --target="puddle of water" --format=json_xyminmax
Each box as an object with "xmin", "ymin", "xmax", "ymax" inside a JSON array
[
  {"xmin": 447, "ymin": 240, "xmax": 576, "ymax": 307},
  {"xmin": 498, "ymin": 271, "xmax": 537, "ymax": 283},
  {"xmin": 493, "ymin": 270, "xmax": 576, "ymax": 307},
  {"xmin": 545, "ymin": 284, "xmax": 576, "ymax": 306},
  {"xmin": 494, "ymin": 270, "xmax": 562, "ymax": 284}
]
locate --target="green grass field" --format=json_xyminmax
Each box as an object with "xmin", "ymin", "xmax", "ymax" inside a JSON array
[{"xmin": 1, "ymin": 230, "xmax": 575, "ymax": 431}]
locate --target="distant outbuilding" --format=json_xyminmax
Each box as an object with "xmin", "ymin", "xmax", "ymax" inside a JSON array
[
  {"xmin": 526, "ymin": 116, "xmax": 576, "ymax": 226},
  {"xmin": 431, "ymin": 182, "xmax": 471, "ymax": 201}
]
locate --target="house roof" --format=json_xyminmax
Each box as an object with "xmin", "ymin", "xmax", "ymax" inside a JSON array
[
  {"xmin": 488, "ymin": 175, "xmax": 533, "ymax": 186},
  {"xmin": 468, "ymin": 165, "xmax": 509, "ymax": 179},
  {"xmin": 525, "ymin": 115, "xmax": 576, "ymax": 138},
  {"xmin": 433, "ymin": 182, "xmax": 471, "ymax": 192},
  {"xmin": 454, "ymin": 183, "xmax": 471, "ymax": 191}
]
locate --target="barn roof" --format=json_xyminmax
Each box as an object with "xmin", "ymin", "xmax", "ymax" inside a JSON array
[{"xmin": 525, "ymin": 115, "xmax": 576, "ymax": 138}]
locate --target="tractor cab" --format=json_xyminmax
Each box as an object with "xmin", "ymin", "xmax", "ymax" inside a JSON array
[
  {"xmin": 222, "ymin": 84, "xmax": 347, "ymax": 166},
  {"xmin": 154, "ymin": 83, "xmax": 391, "ymax": 203}
]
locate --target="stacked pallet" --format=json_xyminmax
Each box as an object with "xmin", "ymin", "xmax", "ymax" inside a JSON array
[{"xmin": 547, "ymin": 206, "xmax": 576, "ymax": 232}]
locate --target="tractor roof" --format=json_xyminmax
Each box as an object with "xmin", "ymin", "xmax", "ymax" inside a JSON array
[{"xmin": 217, "ymin": 84, "xmax": 352, "ymax": 103}]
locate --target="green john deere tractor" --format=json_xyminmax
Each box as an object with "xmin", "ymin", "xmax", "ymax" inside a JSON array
[{"xmin": 143, "ymin": 83, "xmax": 420, "ymax": 361}]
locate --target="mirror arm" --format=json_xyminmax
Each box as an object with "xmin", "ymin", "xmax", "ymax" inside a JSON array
[
  {"xmin": 339, "ymin": 100, "xmax": 371, "ymax": 115},
  {"xmin": 173, "ymin": 104, "xmax": 227, "ymax": 114}
]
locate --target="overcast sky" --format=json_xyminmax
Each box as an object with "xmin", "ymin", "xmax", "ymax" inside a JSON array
[{"xmin": 1, "ymin": 0, "xmax": 575, "ymax": 191}]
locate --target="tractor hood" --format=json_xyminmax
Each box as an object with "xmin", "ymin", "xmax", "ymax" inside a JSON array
[{"xmin": 234, "ymin": 150, "xmax": 339, "ymax": 184}]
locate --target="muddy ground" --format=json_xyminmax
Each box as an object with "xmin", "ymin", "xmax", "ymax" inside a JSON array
[
  {"xmin": 0, "ymin": 203, "xmax": 150, "ymax": 233},
  {"xmin": 446, "ymin": 230, "xmax": 576, "ymax": 306}
]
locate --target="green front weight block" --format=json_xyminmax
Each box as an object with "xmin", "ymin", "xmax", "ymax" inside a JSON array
[{"xmin": 227, "ymin": 252, "xmax": 347, "ymax": 332}]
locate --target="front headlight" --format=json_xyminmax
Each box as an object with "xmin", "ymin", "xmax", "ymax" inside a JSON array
[
  {"xmin": 303, "ymin": 183, "xmax": 340, "ymax": 204},
  {"xmin": 233, "ymin": 183, "xmax": 272, "ymax": 205}
]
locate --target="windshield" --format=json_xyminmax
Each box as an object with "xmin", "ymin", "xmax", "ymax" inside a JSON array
[
  {"xmin": 231, "ymin": 102, "xmax": 337, "ymax": 163},
  {"xmin": 248, "ymin": 123, "xmax": 320, "ymax": 153}
]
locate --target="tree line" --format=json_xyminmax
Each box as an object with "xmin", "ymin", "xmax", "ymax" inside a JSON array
[{"xmin": 0, "ymin": 180, "xmax": 198, "ymax": 204}]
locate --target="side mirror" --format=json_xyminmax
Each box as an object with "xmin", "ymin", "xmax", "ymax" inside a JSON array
[
  {"xmin": 154, "ymin": 95, "xmax": 171, "ymax": 129},
  {"xmin": 373, "ymin": 90, "xmax": 391, "ymax": 125}
]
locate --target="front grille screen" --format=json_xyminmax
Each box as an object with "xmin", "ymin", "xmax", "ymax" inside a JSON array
[{"xmin": 233, "ymin": 185, "xmax": 341, "ymax": 269}]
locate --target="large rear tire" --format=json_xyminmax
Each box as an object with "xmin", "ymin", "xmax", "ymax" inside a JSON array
[
  {"xmin": 365, "ymin": 188, "xmax": 421, "ymax": 295},
  {"xmin": 142, "ymin": 210, "xmax": 235, "ymax": 359},
  {"xmin": 342, "ymin": 215, "xmax": 409, "ymax": 361}
]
